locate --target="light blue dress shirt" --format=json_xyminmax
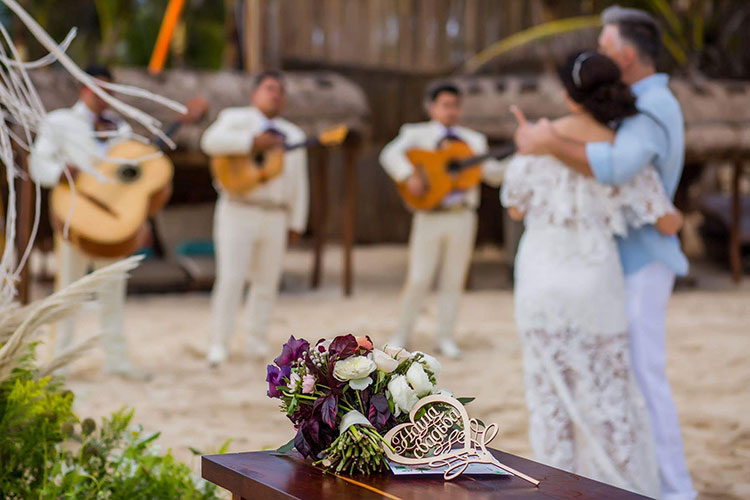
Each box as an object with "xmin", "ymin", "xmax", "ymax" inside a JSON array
[{"xmin": 586, "ymin": 73, "xmax": 689, "ymax": 276}]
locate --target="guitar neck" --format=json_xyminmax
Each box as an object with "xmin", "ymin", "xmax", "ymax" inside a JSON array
[
  {"xmin": 284, "ymin": 137, "xmax": 319, "ymax": 152},
  {"xmin": 457, "ymin": 144, "xmax": 516, "ymax": 168}
]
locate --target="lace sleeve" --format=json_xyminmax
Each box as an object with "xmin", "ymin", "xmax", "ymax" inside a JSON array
[
  {"xmin": 500, "ymin": 155, "xmax": 535, "ymax": 212},
  {"xmin": 613, "ymin": 166, "xmax": 676, "ymax": 228}
]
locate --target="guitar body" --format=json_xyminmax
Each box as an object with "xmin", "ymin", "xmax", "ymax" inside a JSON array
[
  {"xmin": 210, "ymin": 148, "xmax": 284, "ymax": 196},
  {"xmin": 50, "ymin": 140, "xmax": 173, "ymax": 259},
  {"xmin": 398, "ymin": 141, "xmax": 482, "ymax": 211}
]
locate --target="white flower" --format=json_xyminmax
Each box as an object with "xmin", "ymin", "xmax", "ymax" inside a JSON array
[
  {"xmin": 414, "ymin": 351, "xmax": 442, "ymax": 378},
  {"xmin": 348, "ymin": 376, "xmax": 373, "ymax": 390},
  {"xmin": 406, "ymin": 362, "xmax": 433, "ymax": 396},
  {"xmin": 388, "ymin": 374, "xmax": 419, "ymax": 415},
  {"xmin": 333, "ymin": 356, "xmax": 376, "ymax": 381},
  {"xmin": 383, "ymin": 344, "xmax": 411, "ymax": 361},
  {"xmin": 372, "ymin": 348, "xmax": 400, "ymax": 373},
  {"xmin": 289, "ymin": 372, "xmax": 301, "ymax": 390}
]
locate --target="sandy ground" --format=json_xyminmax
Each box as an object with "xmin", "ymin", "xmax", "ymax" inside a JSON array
[{"xmin": 38, "ymin": 244, "xmax": 749, "ymax": 500}]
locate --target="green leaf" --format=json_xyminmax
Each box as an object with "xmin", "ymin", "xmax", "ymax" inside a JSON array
[
  {"xmin": 462, "ymin": 15, "xmax": 602, "ymax": 73},
  {"xmin": 286, "ymin": 395, "xmax": 299, "ymax": 417},
  {"xmin": 273, "ymin": 438, "xmax": 295, "ymax": 455},
  {"xmin": 456, "ymin": 397, "xmax": 475, "ymax": 405}
]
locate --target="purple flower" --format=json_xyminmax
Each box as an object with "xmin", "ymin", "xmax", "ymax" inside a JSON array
[
  {"xmin": 274, "ymin": 335, "xmax": 310, "ymax": 368},
  {"xmin": 266, "ymin": 364, "xmax": 291, "ymax": 398}
]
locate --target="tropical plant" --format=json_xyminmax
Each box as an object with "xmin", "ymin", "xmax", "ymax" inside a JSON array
[
  {"xmin": 461, "ymin": 0, "xmax": 750, "ymax": 79},
  {"xmin": 0, "ymin": 258, "xmax": 222, "ymax": 499}
]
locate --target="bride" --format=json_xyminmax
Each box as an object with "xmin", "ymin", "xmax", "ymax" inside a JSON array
[{"xmin": 502, "ymin": 51, "xmax": 682, "ymax": 496}]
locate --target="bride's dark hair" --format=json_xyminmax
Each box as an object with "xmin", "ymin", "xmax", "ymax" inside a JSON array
[{"xmin": 558, "ymin": 51, "xmax": 637, "ymax": 126}]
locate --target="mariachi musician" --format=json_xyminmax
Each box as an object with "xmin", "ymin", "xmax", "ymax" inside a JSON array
[
  {"xmin": 200, "ymin": 70, "xmax": 308, "ymax": 367},
  {"xmin": 379, "ymin": 82, "xmax": 506, "ymax": 358},
  {"xmin": 30, "ymin": 65, "xmax": 143, "ymax": 379}
]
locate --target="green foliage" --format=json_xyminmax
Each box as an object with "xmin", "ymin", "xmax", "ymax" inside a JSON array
[
  {"xmin": 0, "ymin": 370, "xmax": 76, "ymax": 498},
  {"xmin": 0, "ymin": 349, "xmax": 221, "ymax": 500}
]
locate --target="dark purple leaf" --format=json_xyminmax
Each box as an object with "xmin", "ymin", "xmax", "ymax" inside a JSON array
[
  {"xmin": 317, "ymin": 394, "xmax": 339, "ymax": 429},
  {"xmin": 328, "ymin": 334, "xmax": 358, "ymax": 361},
  {"xmin": 294, "ymin": 428, "xmax": 313, "ymax": 458},
  {"xmin": 368, "ymin": 393, "xmax": 392, "ymax": 430}
]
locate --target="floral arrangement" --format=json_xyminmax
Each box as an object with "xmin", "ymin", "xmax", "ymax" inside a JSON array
[{"xmin": 266, "ymin": 334, "xmax": 450, "ymax": 475}]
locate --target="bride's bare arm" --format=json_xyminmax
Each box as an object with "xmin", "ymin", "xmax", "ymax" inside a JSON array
[{"xmin": 508, "ymin": 206, "xmax": 525, "ymax": 221}]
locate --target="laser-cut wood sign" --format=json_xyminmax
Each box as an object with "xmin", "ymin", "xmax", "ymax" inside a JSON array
[{"xmin": 383, "ymin": 395, "xmax": 540, "ymax": 486}]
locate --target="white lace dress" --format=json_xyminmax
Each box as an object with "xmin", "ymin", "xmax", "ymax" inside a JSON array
[{"xmin": 501, "ymin": 154, "xmax": 670, "ymax": 497}]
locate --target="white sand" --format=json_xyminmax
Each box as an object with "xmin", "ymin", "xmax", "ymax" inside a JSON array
[{"xmin": 51, "ymin": 245, "xmax": 749, "ymax": 499}]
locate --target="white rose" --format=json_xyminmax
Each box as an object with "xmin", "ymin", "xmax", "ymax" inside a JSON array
[
  {"xmin": 333, "ymin": 356, "xmax": 376, "ymax": 382},
  {"xmin": 372, "ymin": 349, "xmax": 399, "ymax": 373},
  {"xmin": 388, "ymin": 375, "xmax": 418, "ymax": 415},
  {"xmin": 406, "ymin": 362, "xmax": 433, "ymax": 396},
  {"xmin": 414, "ymin": 351, "xmax": 441, "ymax": 378},
  {"xmin": 383, "ymin": 344, "xmax": 411, "ymax": 361}
]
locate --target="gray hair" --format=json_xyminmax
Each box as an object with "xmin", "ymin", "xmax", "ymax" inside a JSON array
[{"xmin": 601, "ymin": 5, "xmax": 662, "ymax": 64}]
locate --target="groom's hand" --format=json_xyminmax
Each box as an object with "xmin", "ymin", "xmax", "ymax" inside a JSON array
[{"xmin": 511, "ymin": 106, "xmax": 554, "ymax": 155}]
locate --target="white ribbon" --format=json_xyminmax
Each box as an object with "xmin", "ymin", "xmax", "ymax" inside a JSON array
[{"xmin": 338, "ymin": 410, "xmax": 372, "ymax": 435}]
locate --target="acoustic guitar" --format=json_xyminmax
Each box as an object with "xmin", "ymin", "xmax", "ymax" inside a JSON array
[
  {"xmin": 210, "ymin": 124, "xmax": 348, "ymax": 196},
  {"xmin": 397, "ymin": 141, "xmax": 515, "ymax": 211},
  {"xmin": 49, "ymin": 97, "xmax": 208, "ymax": 258}
]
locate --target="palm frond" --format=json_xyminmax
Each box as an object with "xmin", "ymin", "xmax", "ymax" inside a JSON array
[
  {"xmin": 35, "ymin": 334, "xmax": 101, "ymax": 378},
  {"xmin": 461, "ymin": 16, "xmax": 601, "ymax": 74},
  {"xmin": 0, "ymin": 256, "xmax": 141, "ymax": 382}
]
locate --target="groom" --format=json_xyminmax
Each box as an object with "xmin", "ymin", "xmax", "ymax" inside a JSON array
[{"xmin": 513, "ymin": 6, "xmax": 695, "ymax": 500}]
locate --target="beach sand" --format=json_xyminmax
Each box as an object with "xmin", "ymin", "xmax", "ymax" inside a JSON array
[{"xmin": 49, "ymin": 245, "xmax": 749, "ymax": 499}]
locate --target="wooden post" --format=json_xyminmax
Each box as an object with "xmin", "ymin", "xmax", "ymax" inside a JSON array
[
  {"xmin": 342, "ymin": 142, "xmax": 359, "ymax": 296},
  {"xmin": 730, "ymin": 161, "xmax": 743, "ymax": 283},
  {"xmin": 244, "ymin": 0, "xmax": 263, "ymax": 73},
  {"xmin": 310, "ymin": 149, "xmax": 328, "ymax": 289},
  {"xmin": 14, "ymin": 150, "xmax": 33, "ymax": 304}
]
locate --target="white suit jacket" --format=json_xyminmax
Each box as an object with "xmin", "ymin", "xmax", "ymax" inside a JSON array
[
  {"xmin": 29, "ymin": 100, "xmax": 132, "ymax": 187},
  {"xmin": 200, "ymin": 106, "xmax": 309, "ymax": 233}
]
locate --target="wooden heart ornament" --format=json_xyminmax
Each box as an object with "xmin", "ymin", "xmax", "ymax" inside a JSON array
[{"xmin": 383, "ymin": 395, "xmax": 540, "ymax": 485}]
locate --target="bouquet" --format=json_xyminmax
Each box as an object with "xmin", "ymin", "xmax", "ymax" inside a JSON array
[{"xmin": 266, "ymin": 334, "xmax": 450, "ymax": 475}]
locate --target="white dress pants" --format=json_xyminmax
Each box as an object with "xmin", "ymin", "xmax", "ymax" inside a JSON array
[
  {"xmin": 210, "ymin": 198, "xmax": 288, "ymax": 349},
  {"xmin": 625, "ymin": 261, "xmax": 696, "ymax": 500},
  {"xmin": 395, "ymin": 209, "xmax": 477, "ymax": 342},
  {"xmin": 55, "ymin": 236, "xmax": 129, "ymax": 371}
]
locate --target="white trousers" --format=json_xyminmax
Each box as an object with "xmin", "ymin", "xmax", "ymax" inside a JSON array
[
  {"xmin": 395, "ymin": 209, "xmax": 477, "ymax": 342},
  {"xmin": 210, "ymin": 198, "xmax": 288, "ymax": 348},
  {"xmin": 55, "ymin": 236, "xmax": 130, "ymax": 371},
  {"xmin": 625, "ymin": 261, "xmax": 696, "ymax": 500}
]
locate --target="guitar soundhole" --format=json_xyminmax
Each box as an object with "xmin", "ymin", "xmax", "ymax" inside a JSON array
[
  {"xmin": 447, "ymin": 160, "xmax": 461, "ymax": 173},
  {"xmin": 117, "ymin": 164, "xmax": 141, "ymax": 183},
  {"xmin": 253, "ymin": 152, "xmax": 265, "ymax": 164}
]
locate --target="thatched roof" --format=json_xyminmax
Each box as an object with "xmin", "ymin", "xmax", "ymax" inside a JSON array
[
  {"xmin": 30, "ymin": 68, "xmax": 371, "ymax": 153},
  {"xmin": 444, "ymin": 74, "xmax": 750, "ymax": 162}
]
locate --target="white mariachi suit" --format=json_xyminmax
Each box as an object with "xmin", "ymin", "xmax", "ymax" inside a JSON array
[
  {"xmin": 30, "ymin": 100, "xmax": 135, "ymax": 374},
  {"xmin": 200, "ymin": 106, "xmax": 308, "ymax": 360},
  {"xmin": 379, "ymin": 121, "xmax": 505, "ymax": 354}
]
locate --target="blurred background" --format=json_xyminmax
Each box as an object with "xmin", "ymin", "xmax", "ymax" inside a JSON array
[
  {"xmin": 2, "ymin": 3, "xmax": 748, "ymax": 498},
  {"xmin": 4, "ymin": 0, "xmax": 750, "ymax": 292}
]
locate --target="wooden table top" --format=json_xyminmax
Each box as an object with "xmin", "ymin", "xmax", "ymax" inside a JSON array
[{"xmin": 202, "ymin": 449, "xmax": 654, "ymax": 500}]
